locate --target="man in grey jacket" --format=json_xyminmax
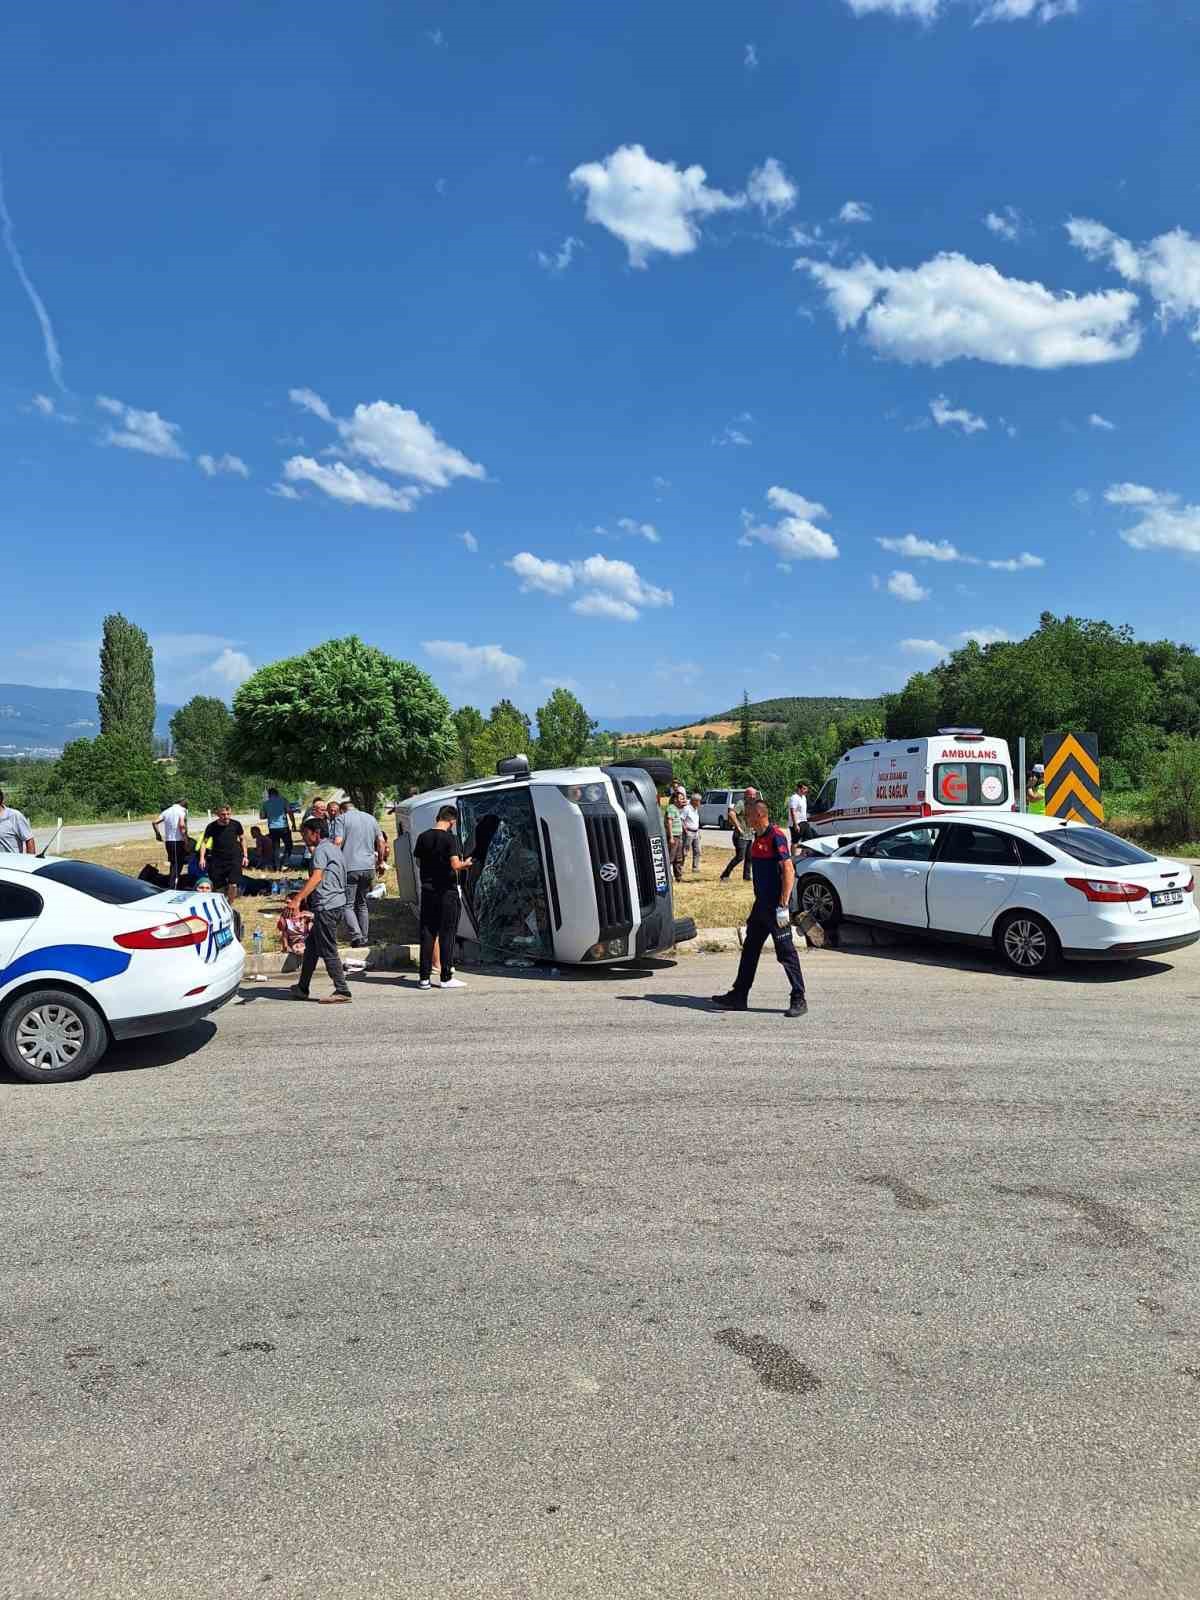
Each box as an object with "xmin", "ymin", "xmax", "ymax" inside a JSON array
[
  {"xmin": 335, "ymin": 800, "xmax": 387, "ymax": 947},
  {"xmin": 287, "ymin": 821, "xmax": 353, "ymax": 1003}
]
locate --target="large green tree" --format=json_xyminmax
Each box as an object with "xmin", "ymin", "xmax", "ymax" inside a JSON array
[
  {"xmin": 98, "ymin": 613, "xmax": 156, "ymax": 747},
  {"xmin": 53, "ymin": 732, "xmax": 167, "ymax": 816},
  {"xmin": 170, "ymin": 695, "xmax": 236, "ymax": 809},
  {"xmin": 473, "ymin": 699, "xmax": 533, "ymax": 775},
  {"xmin": 231, "ymin": 637, "xmax": 455, "ymax": 813},
  {"xmin": 451, "ymin": 704, "xmax": 487, "ymax": 781},
  {"xmin": 534, "ymin": 688, "xmax": 595, "ymax": 770}
]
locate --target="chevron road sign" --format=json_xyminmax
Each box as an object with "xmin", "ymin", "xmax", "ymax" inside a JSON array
[{"xmin": 1043, "ymin": 732, "xmax": 1104, "ymax": 825}]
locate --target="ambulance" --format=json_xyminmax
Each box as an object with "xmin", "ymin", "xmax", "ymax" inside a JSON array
[{"xmin": 808, "ymin": 729, "xmax": 1016, "ymax": 839}]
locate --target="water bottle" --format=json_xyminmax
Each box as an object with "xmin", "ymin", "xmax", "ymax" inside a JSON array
[{"xmin": 252, "ymin": 928, "xmax": 263, "ymax": 980}]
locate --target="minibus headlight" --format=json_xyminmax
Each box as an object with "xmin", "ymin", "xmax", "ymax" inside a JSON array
[
  {"xmin": 558, "ymin": 783, "xmax": 605, "ymax": 804},
  {"xmin": 583, "ymin": 935, "xmax": 628, "ymax": 960}
]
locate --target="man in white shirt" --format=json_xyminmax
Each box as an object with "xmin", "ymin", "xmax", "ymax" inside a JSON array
[
  {"xmin": 154, "ymin": 798, "xmax": 189, "ymax": 888},
  {"xmin": 787, "ymin": 783, "xmax": 809, "ymax": 847},
  {"xmin": 682, "ymin": 791, "xmax": 702, "ymax": 874},
  {"xmin": 0, "ymin": 791, "xmax": 35, "ymax": 855}
]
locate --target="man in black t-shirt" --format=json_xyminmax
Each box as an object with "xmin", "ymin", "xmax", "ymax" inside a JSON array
[
  {"xmin": 414, "ymin": 805, "xmax": 472, "ymax": 990},
  {"xmin": 200, "ymin": 804, "xmax": 248, "ymax": 901}
]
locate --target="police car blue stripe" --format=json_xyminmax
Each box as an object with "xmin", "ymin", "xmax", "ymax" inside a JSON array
[{"xmin": 0, "ymin": 944, "xmax": 131, "ymax": 988}]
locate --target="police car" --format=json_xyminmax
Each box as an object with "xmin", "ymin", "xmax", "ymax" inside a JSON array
[
  {"xmin": 793, "ymin": 814, "xmax": 1198, "ymax": 975},
  {"xmin": 0, "ymin": 855, "xmax": 243, "ymax": 1083}
]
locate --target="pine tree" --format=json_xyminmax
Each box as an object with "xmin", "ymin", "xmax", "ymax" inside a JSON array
[
  {"xmin": 731, "ymin": 690, "xmax": 755, "ymax": 781},
  {"xmin": 98, "ymin": 614, "xmax": 156, "ymax": 748}
]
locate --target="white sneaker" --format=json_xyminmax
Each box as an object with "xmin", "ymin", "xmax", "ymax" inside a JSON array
[
  {"xmin": 438, "ymin": 976, "xmax": 467, "ymax": 989},
  {"xmin": 417, "ymin": 979, "xmax": 431, "ymax": 991}
]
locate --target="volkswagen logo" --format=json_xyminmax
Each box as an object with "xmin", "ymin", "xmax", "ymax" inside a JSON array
[{"xmin": 598, "ymin": 861, "xmax": 619, "ymax": 883}]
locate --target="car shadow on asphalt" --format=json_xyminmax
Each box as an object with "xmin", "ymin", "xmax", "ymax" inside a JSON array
[
  {"xmin": 824, "ymin": 939, "xmax": 1174, "ymax": 984},
  {"xmin": 96, "ymin": 1020, "xmax": 219, "ymax": 1075}
]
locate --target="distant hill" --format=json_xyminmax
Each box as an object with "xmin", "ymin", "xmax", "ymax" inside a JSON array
[
  {"xmin": 595, "ymin": 712, "xmax": 706, "ymax": 734},
  {"xmin": 0, "ymin": 684, "xmax": 177, "ymax": 756},
  {"xmin": 708, "ymin": 695, "xmax": 883, "ymax": 733}
]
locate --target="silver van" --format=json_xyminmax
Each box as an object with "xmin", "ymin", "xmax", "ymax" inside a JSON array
[{"xmin": 699, "ymin": 789, "xmax": 746, "ymax": 830}]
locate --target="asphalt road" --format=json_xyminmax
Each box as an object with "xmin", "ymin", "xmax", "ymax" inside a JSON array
[
  {"xmin": 3, "ymin": 940, "xmax": 1199, "ymax": 1599},
  {"xmin": 31, "ymin": 814, "xmax": 260, "ymax": 853}
]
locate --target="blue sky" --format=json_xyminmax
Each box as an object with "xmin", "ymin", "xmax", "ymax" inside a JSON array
[{"xmin": 3, "ymin": 0, "xmax": 1198, "ymax": 722}]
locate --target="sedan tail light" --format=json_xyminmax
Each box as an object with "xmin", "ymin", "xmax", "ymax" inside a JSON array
[
  {"xmin": 1064, "ymin": 877, "xmax": 1150, "ymax": 904},
  {"xmin": 114, "ymin": 916, "xmax": 210, "ymax": 950},
  {"xmin": 1186, "ymin": 875, "xmax": 1195, "ymax": 893}
]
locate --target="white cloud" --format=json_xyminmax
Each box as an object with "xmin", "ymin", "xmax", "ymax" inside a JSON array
[
  {"xmin": 1105, "ymin": 482, "xmax": 1158, "ymax": 506},
  {"xmin": 1073, "ymin": 488, "xmax": 1091, "ymax": 506},
  {"xmin": 652, "ymin": 475, "xmax": 671, "ymax": 491},
  {"xmin": 900, "ymin": 625, "xmax": 1010, "ymax": 657},
  {"xmin": 931, "ymin": 394, "xmax": 988, "ymax": 433},
  {"xmin": 96, "ymin": 395, "xmax": 188, "ymax": 460},
  {"xmin": 507, "ymin": 552, "xmax": 575, "ymax": 595},
  {"xmin": 335, "ymin": 400, "xmax": 485, "ymax": 489},
  {"xmin": 288, "ymin": 386, "xmax": 333, "ymax": 423},
  {"xmin": 536, "ymin": 235, "xmax": 583, "ymax": 273},
  {"xmin": 739, "ymin": 486, "xmax": 840, "ymax": 562},
  {"xmin": 1088, "ymin": 412, "xmax": 1116, "ymax": 431},
  {"xmin": 977, "ymin": 0, "xmax": 1078, "ymax": 20},
  {"xmin": 714, "ymin": 424, "xmax": 752, "ymax": 446},
  {"xmin": 207, "ymin": 647, "xmax": 255, "ymax": 690},
  {"xmin": 1106, "ymin": 482, "xmax": 1200, "ymax": 555},
  {"xmin": 197, "ymin": 452, "xmax": 250, "ymax": 478},
  {"xmin": 568, "ymin": 144, "xmax": 744, "ymax": 268},
  {"xmin": 426, "ymin": 28, "xmax": 446, "ymax": 46},
  {"xmin": 1067, "ymin": 218, "xmax": 1200, "ymax": 342},
  {"xmin": 268, "ymin": 481, "xmax": 301, "ymax": 501},
  {"xmin": 506, "ymin": 551, "xmax": 672, "ymax": 621},
  {"xmin": 887, "ymin": 569, "xmax": 930, "ymax": 602},
  {"xmin": 616, "ymin": 516, "xmax": 661, "ymax": 543},
  {"xmin": 798, "ymin": 250, "xmax": 1141, "ymax": 368},
  {"xmin": 839, "ymin": 200, "xmax": 873, "ymax": 224},
  {"xmin": 0, "ymin": 163, "xmax": 65, "ymax": 391},
  {"xmin": 281, "ymin": 390, "xmax": 484, "ymax": 512},
  {"xmin": 572, "ymin": 593, "xmax": 640, "ymax": 622},
  {"xmin": 960, "ymin": 626, "xmax": 1012, "ymax": 645},
  {"xmin": 423, "ymin": 640, "xmax": 525, "ymax": 687},
  {"xmin": 32, "ymin": 393, "xmax": 55, "ymax": 416},
  {"xmin": 459, "ymin": 530, "xmax": 479, "ymax": 553},
  {"xmin": 747, "ymin": 158, "xmax": 797, "ymax": 218},
  {"xmin": 540, "ymin": 675, "xmax": 584, "ymax": 694},
  {"xmin": 986, "ymin": 551, "xmax": 1044, "ymax": 571},
  {"xmin": 744, "ymin": 42, "xmax": 759, "ymax": 69},
  {"xmin": 844, "ymin": 0, "xmax": 1075, "ymax": 18},
  {"xmin": 877, "ymin": 533, "xmax": 1043, "ymax": 570},
  {"xmin": 878, "ymin": 534, "xmax": 971, "ymax": 562},
  {"xmin": 282, "ymin": 456, "xmax": 420, "ymax": 512},
  {"xmin": 983, "ymin": 206, "xmax": 1023, "ymax": 243}
]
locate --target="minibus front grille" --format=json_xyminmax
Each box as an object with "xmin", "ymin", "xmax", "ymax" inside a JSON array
[{"xmin": 584, "ymin": 811, "xmax": 632, "ymax": 935}]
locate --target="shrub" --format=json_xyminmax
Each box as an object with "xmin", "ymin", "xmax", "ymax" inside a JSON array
[{"xmin": 1148, "ymin": 736, "xmax": 1200, "ymax": 842}]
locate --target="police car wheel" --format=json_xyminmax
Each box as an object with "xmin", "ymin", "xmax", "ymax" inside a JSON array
[
  {"xmin": 995, "ymin": 911, "xmax": 1060, "ymax": 976},
  {"xmin": 798, "ymin": 877, "xmax": 841, "ymax": 928},
  {"xmin": 0, "ymin": 988, "xmax": 108, "ymax": 1084}
]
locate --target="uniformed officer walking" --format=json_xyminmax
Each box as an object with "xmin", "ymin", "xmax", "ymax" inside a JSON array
[{"xmin": 711, "ymin": 797, "xmax": 808, "ymax": 1019}]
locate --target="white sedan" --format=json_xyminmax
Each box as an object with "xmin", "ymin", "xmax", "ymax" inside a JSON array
[
  {"xmin": 0, "ymin": 855, "xmax": 244, "ymax": 1083},
  {"xmin": 793, "ymin": 814, "xmax": 1198, "ymax": 975}
]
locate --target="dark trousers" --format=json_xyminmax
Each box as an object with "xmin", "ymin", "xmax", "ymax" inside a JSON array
[
  {"xmin": 269, "ymin": 828, "xmax": 292, "ymax": 869},
  {"xmin": 420, "ymin": 888, "xmax": 460, "ymax": 982},
  {"xmin": 298, "ymin": 905, "xmax": 351, "ymax": 996},
  {"xmin": 720, "ymin": 834, "xmax": 749, "ymax": 880},
  {"xmin": 732, "ymin": 903, "xmax": 806, "ymax": 1002},
  {"xmin": 165, "ymin": 839, "xmax": 188, "ymax": 888},
  {"xmin": 343, "ymin": 869, "xmax": 374, "ymax": 943}
]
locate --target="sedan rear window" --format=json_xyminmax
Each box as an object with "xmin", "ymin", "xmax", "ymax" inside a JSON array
[
  {"xmin": 1048, "ymin": 827, "xmax": 1157, "ymax": 868},
  {"xmin": 35, "ymin": 859, "xmax": 162, "ymax": 905}
]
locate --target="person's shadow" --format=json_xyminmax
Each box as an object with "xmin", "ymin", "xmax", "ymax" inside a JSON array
[{"xmin": 617, "ymin": 994, "xmax": 776, "ymax": 1014}]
